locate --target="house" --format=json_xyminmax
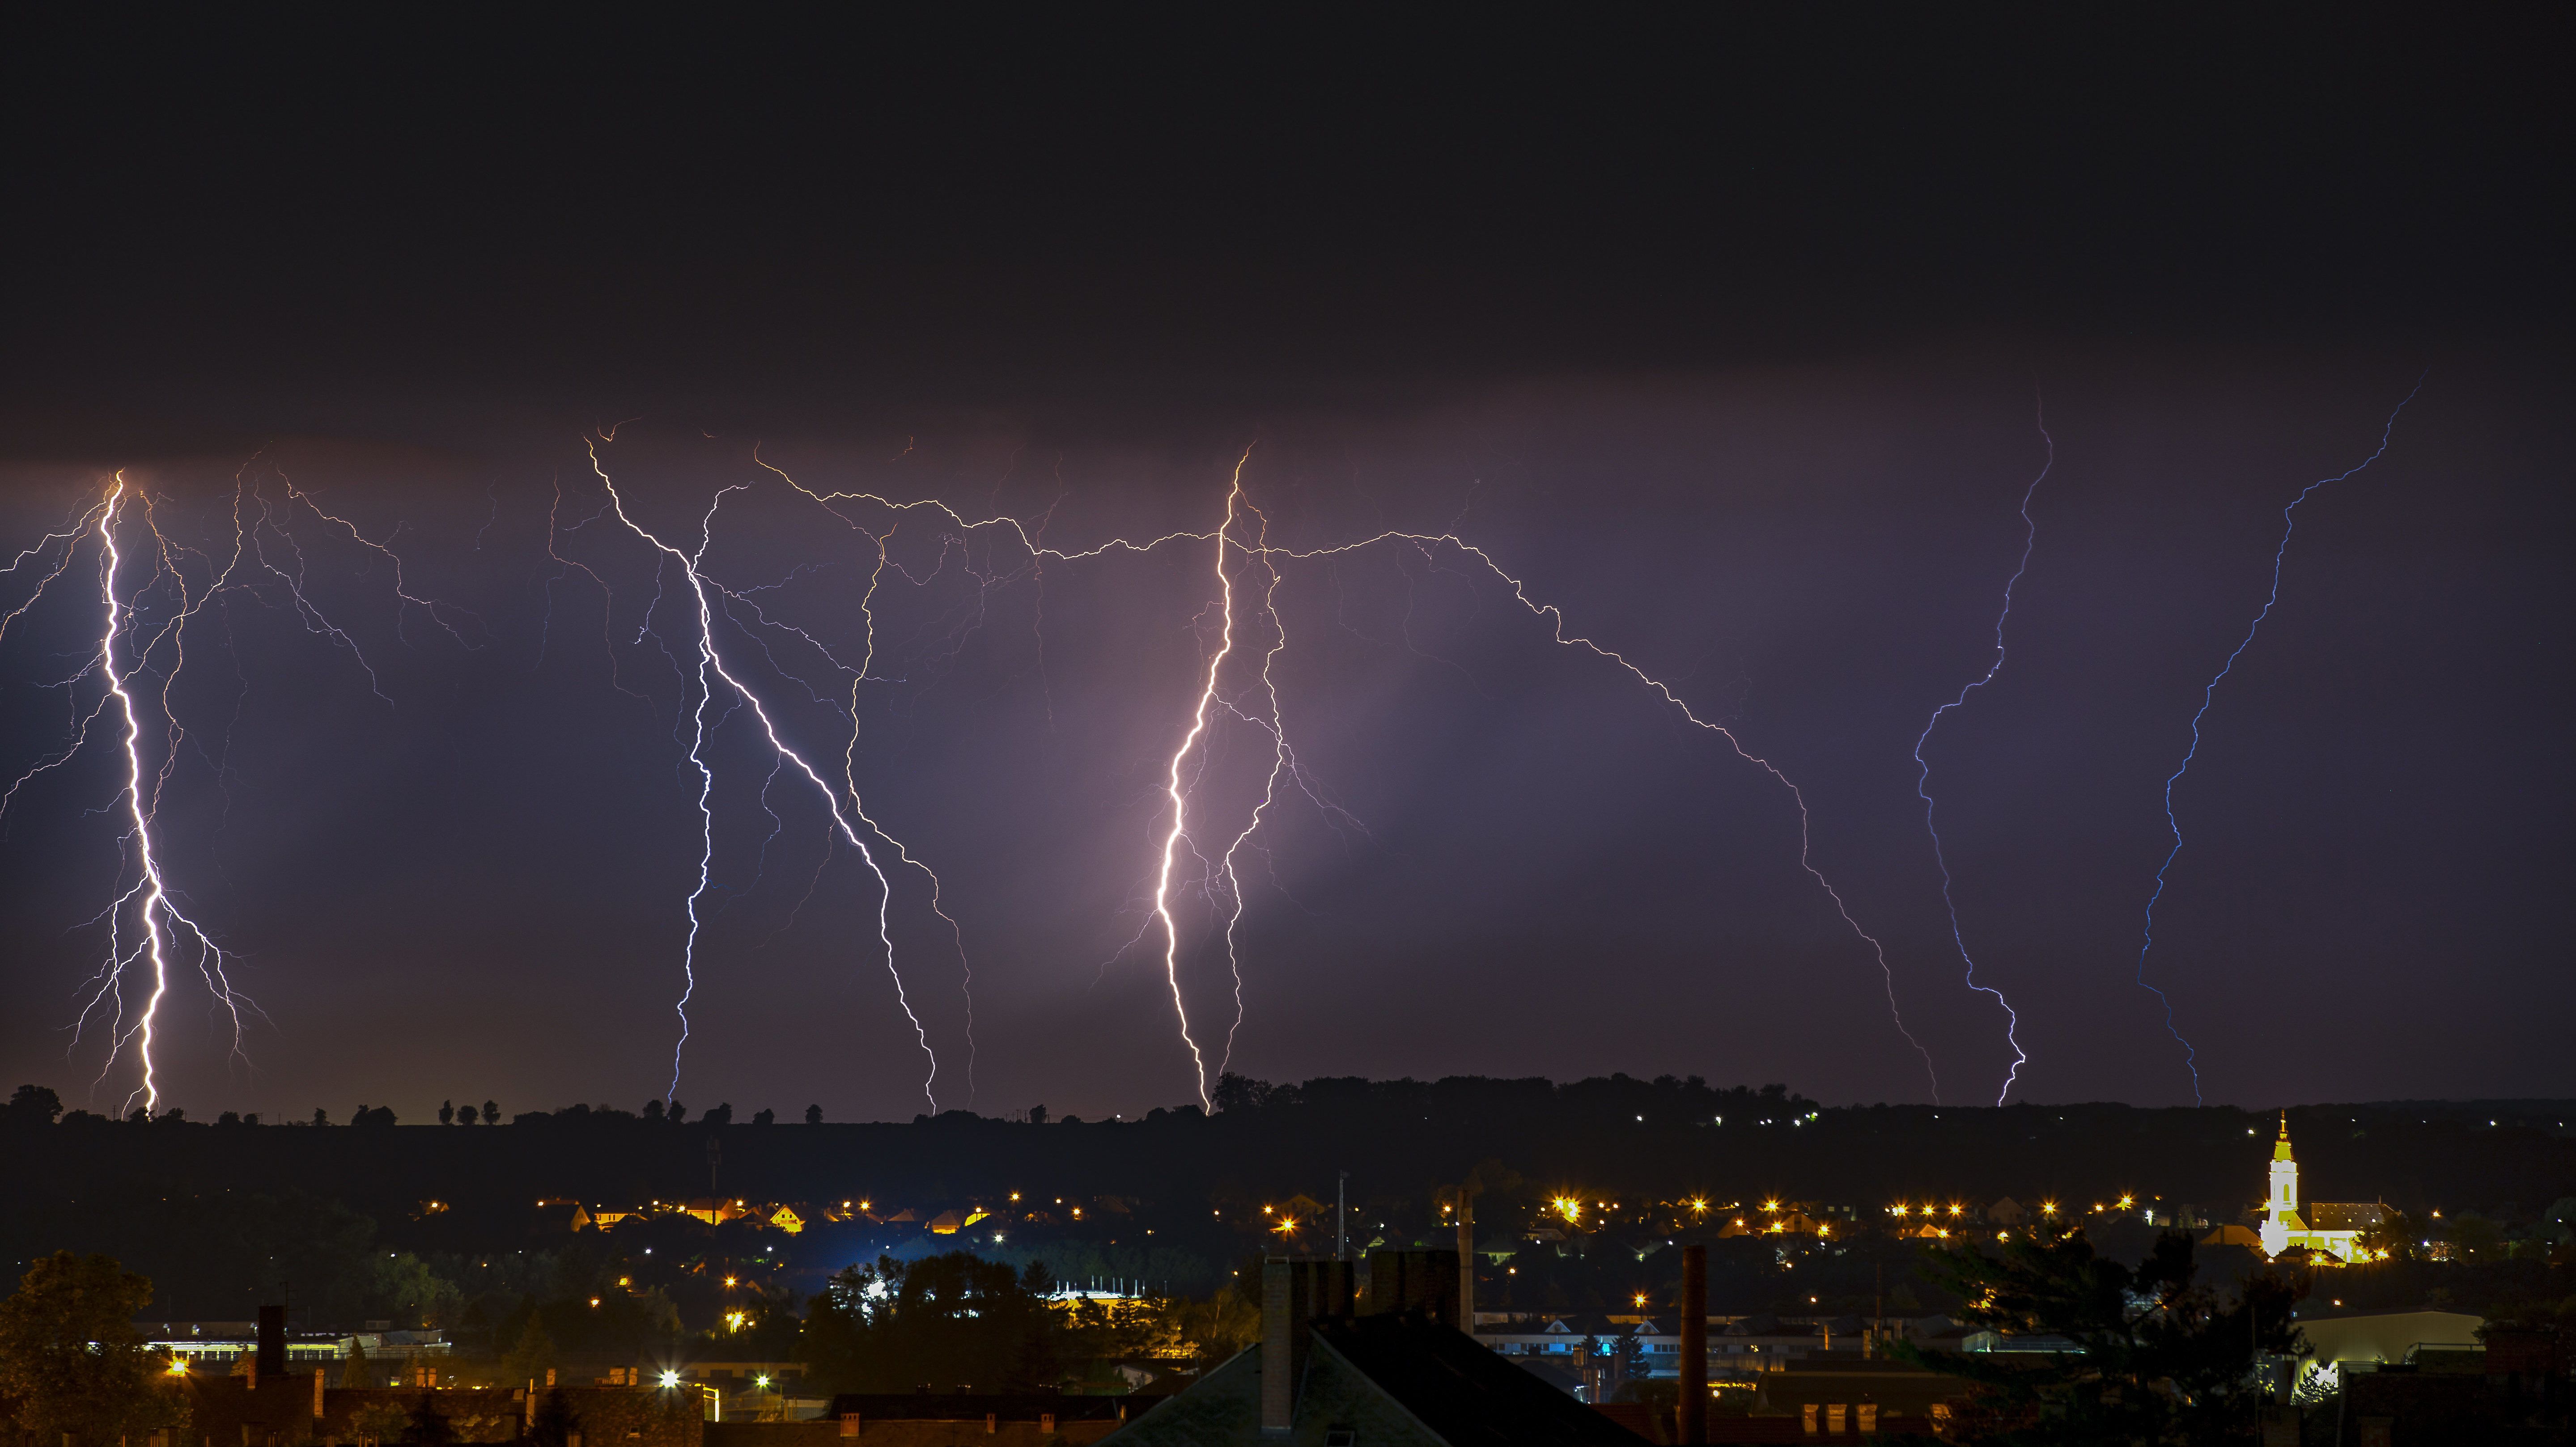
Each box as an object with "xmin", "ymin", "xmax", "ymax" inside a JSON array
[{"xmin": 1102, "ymin": 1253, "xmax": 1646, "ymax": 1446}]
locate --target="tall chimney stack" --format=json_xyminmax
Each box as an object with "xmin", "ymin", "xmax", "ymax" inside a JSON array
[
  {"xmin": 257, "ymin": 1304, "xmax": 286, "ymax": 1381},
  {"xmin": 1679, "ymin": 1245, "xmax": 1706, "ymax": 1445},
  {"xmin": 1260, "ymin": 1258, "xmax": 1352, "ymax": 1434},
  {"xmin": 1454, "ymin": 1188, "xmax": 1474, "ymax": 1329}
]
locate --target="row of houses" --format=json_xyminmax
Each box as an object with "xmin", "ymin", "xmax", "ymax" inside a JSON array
[{"xmin": 547, "ymin": 1198, "xmax": 1006, "ymax": 1237}]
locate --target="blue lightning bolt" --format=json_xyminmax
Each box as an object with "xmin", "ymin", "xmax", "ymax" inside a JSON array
[
  {"xmin": 1910, "ymin": 398, "xmax": 2050, "ymax": 1106},
  {"xmin": 2134, "ymin": 377, "xmax": 2424, "ymax": 1102}
]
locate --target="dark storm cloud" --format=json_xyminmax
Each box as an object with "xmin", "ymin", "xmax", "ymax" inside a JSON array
[{"xmin": 0, "ymin": 13, "xmax": 2567, "ymax": 1120}]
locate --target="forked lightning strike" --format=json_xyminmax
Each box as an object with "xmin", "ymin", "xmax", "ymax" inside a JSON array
[
  {"xmin": 583, "ymin": 440, "xmax": 955, "ymax": 1113},
  {"xmin": 2, "ymin": 465, "xmax": 468, "ymax": 1113},
  {"xmin": 2133, "ymin": 377, "xmax": 2424, "ymax": 1103},
  {"xmin": 1910, "ymin": 404, "xmax": 2050, "ymax": 1106}
]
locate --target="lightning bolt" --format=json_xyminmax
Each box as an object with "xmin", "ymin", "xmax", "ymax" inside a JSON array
[
  {"xmin": 1263, "ymin": 527, "xmax": 1947, "ymax": 1099},
  {"xmin": 4, "ymin": 462, "xmax": 477, "ymax": 1113},
  {"xmin": 583, "ymin": 440, "xmax": 945, "ymax": 1112},
  {"xmin": 1911, "ymin": 398, "xmax": 2050, "ymax": 1107},
  {"xmin": 2134, "ymin": 377, "xmax": 2424, "ymax": 1103},
  {"xmin": 1145, "ymin": 453, "xmax": 1254, "ymax": 1109},
  {"xmin": 590, "ymin": 442, "xmax": 1940, "ymax": 1105},
  {"xmin": 1, "ymin": 481, "xmax": 253, "ymax": 1113}
]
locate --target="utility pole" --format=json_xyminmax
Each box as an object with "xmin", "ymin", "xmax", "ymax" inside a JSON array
[
  {"xmin": 1336, "ymin": 1172, "xmax": 1349, "ymax": 1262},
  {"xmin": 1454, "ymin": 1180, "xmax": 1476, "ymax": 1329},
  {"xmin": 1680, "ymin": 1245, "xmax": 1707, "ymax": 1445}
]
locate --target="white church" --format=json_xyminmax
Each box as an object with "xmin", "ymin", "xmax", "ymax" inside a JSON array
[{"xmin": 2253, "ymin": 1112, "xmax": 2390, "ymax": 1262}]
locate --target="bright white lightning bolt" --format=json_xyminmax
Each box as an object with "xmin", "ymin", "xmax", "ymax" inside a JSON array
[
  {"xmin": 1911, "ymin": 401, "xmax": 2050, "ymax": 1107},
  {"xmin": 611, "ymin": 445, "xmax": 1939, "ymax": 1104},
  {"xmin": 0, "ymin": 481, "xmax": 254, "ymax": 1114},
  {"xmin": 2, "ymin": 462, "xmax": 485, "ymax": 1113},
  {"xmin": 585, "ymin": 442, "xmax": 945, "ymax": 1112},
  {"xmin": 1145, "ymin": 453, "xmax": 1254, "ymax": 1110}
]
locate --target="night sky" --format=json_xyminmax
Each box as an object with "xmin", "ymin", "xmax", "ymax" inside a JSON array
[{"xmin": 1, "ymin": 12, "xmax": 2567, "ymax": 1122}]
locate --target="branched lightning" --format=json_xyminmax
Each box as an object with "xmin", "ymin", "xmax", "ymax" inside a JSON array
[
  {"xmin": 1911, "ymin": 401, "xmax": 2051, "ymax": 1107},
  {"xmin": 2, "ymin": 463, "xmax": 471, "ymax": 1113},
  {"xmin": 582, "ymin": 441, "xmax": 945, "ymax": 1112},
  {"xmin": 2133, "ymin": 377, "xmax": 2424, "ymax": 1103},
  {"xmin": 698, "ymin": 445, "xmax": 1941, "ymax": 1102},
  {"xmin": 1144, "ymin": 454, "xmax": 1253, "ymax": 1110},
  {"xmin": 1264, "ymin": 528, "xmax": 1947, "ymax": 1099}
]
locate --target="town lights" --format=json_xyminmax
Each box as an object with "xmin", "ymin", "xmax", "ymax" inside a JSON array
[
  {"xmin": 2041, "ymin": 1202, "xmax": 2057, "ymax": 1215},
  {"xmin": 1634, "ymin": 1293, "xmax": 1647, "ymax": 1307},
  {"xmin": 755, "ymin": 1376, "xmax": 770, "ymax": 1390},
  {"xmin": 589, "ymin": 1298, "xmax": 601, "ymax": 1308},
  {"xmin": 166, "ymin": 1358, "xmax": 189, "ymax": 1376},
  {"xmin": 2118, "ymin": 1195, "xmax": 2134, "ymax": 1210},
  {"xmin": 1689, "ymin": 1199, "xmax": 1708, "ymax": 1213},
  {"xmin": 659, "ymin": 1372, "xmax": 679, "ymax": 1388},
  {"xmin": 1763, "ymin": 1200, "xmax": 1780, "ymax": 1213},
  {"xmin": 1891, "ymin": 1204, "xmax": 1908, "ymax": 1216},
  {"xmin": 724, "ymin": 1277, "xmax": 737, "ymax": 1288},
  {"xmin": 1554, "ymin": 1197, "xmax": 1582, "ymax": 1223}
]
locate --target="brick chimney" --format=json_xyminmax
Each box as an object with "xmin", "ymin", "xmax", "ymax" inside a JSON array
[
  {"xmin": 1260, "ymin": 1258, "xmax": 1353, "ymax": 1434},
  {"xmin": 1362, "ymin": 1249, "xmax": 1460, "ymax": 1328},
  {"xmin": 257, "ymin": 1305, "xmax": 286, "ymax": 1381}
]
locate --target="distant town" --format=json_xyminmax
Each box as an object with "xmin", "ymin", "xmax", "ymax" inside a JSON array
[{"xmin": 5, "ymin": 1078, "xmax": 2570, "ymax": 1442}]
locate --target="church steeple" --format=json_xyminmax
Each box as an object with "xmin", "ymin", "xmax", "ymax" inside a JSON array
[{"xmin": 2261, "ymin": 1110, "xmax": 2301, "ymax": 1256}]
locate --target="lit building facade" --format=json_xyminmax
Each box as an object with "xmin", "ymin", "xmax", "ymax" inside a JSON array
[{"xmin": 2256, "ymin": 1113, "xmax": 2389, "ymax": 1261}]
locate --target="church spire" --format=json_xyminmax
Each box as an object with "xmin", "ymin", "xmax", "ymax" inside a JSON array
[{"xmin": 2273, "ymin": 1110, "xmax": 2293, "ymax": 1162}]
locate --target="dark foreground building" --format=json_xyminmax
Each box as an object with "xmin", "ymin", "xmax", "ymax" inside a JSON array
[{"xmin": 1102, "ymin": 1253, "xmax": 1643, "ymax": 1447}]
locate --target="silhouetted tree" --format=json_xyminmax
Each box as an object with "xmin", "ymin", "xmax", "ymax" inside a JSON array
[
  {"xmin": 482, "ymin": 1099, "xmax": 498, "ymax": 1123},
  {"xmin": 703, "ymin": 1103, "xmax": 733, "ymax": 1128},
  {"xmin": 438, "ymin": 1100, "xmax": 454, "ymax": 1125},
  {"xmin": 643, "ymin": 1100, "xmax": 665, "ymax": 1123},
  {"xmin": 667, "ymin": 1100, "xmax": 686, "ymax": 1124},
  {"xmin": 341, "ymin": 1336, "xmax": 372, "ymax": 1388},
  {"xmin": 1900, "ymin": 1218, "xmax": 2304, "ymax": 1443},
  {"xmin": 500, "ymin": 1317, "xmax": 555, "ymax": 1388},
  {"xmin": 752, "ymin": 1108, "xmax": 775, "ymax": 1126},
  {"xmin": 804, "ymin": 1104, "xmax": 822, "ymax": 1125},
  {"xmin": 0, "ymin": 1252, "xmax": 188, "ymax": 1441},
  {"xmin": 802, "ymin": 1253, "xmax": 1063, "ymax": 1393},
  {"xmin": 457, "ymin": 1104, "xmax": 478, "ymax": 1126},
  {"xmin": 3, "ymin": 1084, "xmax": 64, "ymax": 1126},
  {"xmin": 1028, "ymin": 1104, "xmax": 1048, "ymax": 1125},
  {"xmin": 312, "ymin": 1107, "xmax": 330, "ymax": 1126}
]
